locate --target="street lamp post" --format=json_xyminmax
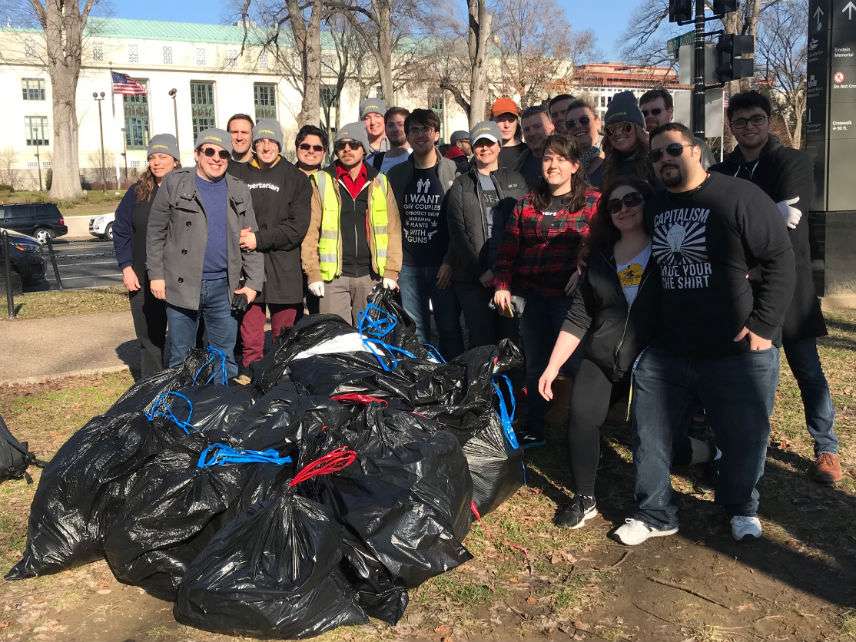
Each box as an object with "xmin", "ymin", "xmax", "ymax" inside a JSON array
[
  {"xmin": 120, "ymin": 127, "xmax": 128, "ymax": 186},
  {"xmin": 33, "ymin": 134, "xmax": 43, "ymax": 192},
  {"xmin": 93, "ymin": 91, "xmax": 107, "ymax": 192},
  {"xmin": 168, "ymin": 88, "xmax": 179, "ymax": 157}
]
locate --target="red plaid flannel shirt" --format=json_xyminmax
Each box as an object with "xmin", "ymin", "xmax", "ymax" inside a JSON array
[{"xmin": 494, "ymin": 188, "xmax": 600, "ymax": 296}]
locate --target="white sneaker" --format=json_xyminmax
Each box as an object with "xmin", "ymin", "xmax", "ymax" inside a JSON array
[
  {"xmin": 731, "ymin": 516, "xmax": 762, "ymax": 541},
  {"xmin": 614, "ymin": 518, "xmax": 678, "ymax": 546}
]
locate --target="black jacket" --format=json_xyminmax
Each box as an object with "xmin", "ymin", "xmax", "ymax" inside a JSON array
[
  {"xmin": 563, "ymin": 250, "xmax": 661, "ymax": 381},
  {"xmin": 446, "ymin": 167, "xmax": 527, "ymax": 283},
  {"xmin": 711, "ymin": 136, "xmax": 825, "ymax": 340},
  {"xmin": 229, "ymin": 158, "xmax": 312, "ymax": 304}
]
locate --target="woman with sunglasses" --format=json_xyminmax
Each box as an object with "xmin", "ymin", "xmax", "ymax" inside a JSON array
[
  {"xmin": 112, "ymin": 134, "xmax": 179, "ymax": 379},
  {"xmin": 601, "ymin": 91, "xmax": 657, "ymax": 188},
  {"xmin": 494, "ymin": 134, "xmax": 600, "ymax": 449},
  {"xmin": 295, "ymin": 125, "xmax": 329, "ymax": 176},
  {"xmin": 538, "ymin": 176, "xmax": 659, "ymax": 528},
  {"xmin": 564, "ymin": 98, "xmax": 605, "ymax": 188}
]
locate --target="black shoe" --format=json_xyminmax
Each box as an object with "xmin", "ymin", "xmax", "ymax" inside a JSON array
[
  {"xmin": 519, "ymin": 433, "xmax": 546, "ymax": 450},
  {"xmin": 555, "ymin": 495, "xmax": 598, "ymax": 529}
]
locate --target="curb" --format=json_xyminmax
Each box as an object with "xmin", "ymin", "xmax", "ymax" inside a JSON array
[{"xmin": 0, "ymin": 364, "xmax": 132, "ymax": 388}]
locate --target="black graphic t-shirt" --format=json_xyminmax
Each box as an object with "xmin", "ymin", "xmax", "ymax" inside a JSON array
[
  {"xmin": 645, "ymin": 172, "xmax": 795, "ymax": 357},
  {"xmin": 401, "ymin": 165, "xmax": 448, "ymax": 266}
]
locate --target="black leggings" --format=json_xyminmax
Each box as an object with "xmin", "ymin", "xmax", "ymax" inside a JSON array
[{"xmin": 567, "ymin": 358, "xmax": 629, "ymax": 497}]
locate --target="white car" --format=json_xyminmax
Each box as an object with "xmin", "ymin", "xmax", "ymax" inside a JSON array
[{"xmin": 89, "ymin": 213, "xmax": 115, "ymax": 240}]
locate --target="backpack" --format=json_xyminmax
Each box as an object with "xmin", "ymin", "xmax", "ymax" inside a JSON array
[{"xmin": 0, "ymin": 414, "xmax": 45, "ymax": 483}]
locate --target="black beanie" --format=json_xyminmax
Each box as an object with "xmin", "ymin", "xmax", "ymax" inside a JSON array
[{"xmin": 605, "ymin": 91, "xmax": 644, "ymax": 127}]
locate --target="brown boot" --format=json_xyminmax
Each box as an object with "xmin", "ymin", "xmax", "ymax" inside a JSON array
[{"xmin": 812, "ymin": 452, "xmax": 843, "ymax": 484}]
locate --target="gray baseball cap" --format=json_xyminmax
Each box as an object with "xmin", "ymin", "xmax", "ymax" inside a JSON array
[
  {"xmin": 252, "ymin": 119, "xmax": 284, "ymax": 150},
  {"xmin": 469, "ymin": 120, "xmax": 502, "ymax": 144},
  {"xmin": 359, "ymin": 97, "xmax": 387, "ymax": 119},
  {"xmin": 450, "ymin": 130, "xmax": 470, "ymax": 145},
  {"xmin": 334, "ymin": 122, "xmax": 371, "ymax": 152},
  {"xmin": 147, "ymin": 133, "xmax": 179, "ymax": 160},
  {"xmin": 194, "ymin": 128, "xmax": 233, "ymax": 154}
]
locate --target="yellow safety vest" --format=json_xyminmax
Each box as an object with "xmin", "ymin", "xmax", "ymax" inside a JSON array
[{"xmin": 315, "ymin": 170, "xmax": 390, "ymax": 282}]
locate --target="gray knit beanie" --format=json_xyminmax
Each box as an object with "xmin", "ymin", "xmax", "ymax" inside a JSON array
[
  {"xmin": 334, "ymin": 122, "xmax": 371, "ymax": 153},
  {"xmin": 252, "ymin": 119, "xmax": 284, "ymax": 150},
  {"xmin": 147, "ymin": 133, "xmax": 179, "ymax": 160},
  {"xmin": 194, "ymin": 128, "xmax": 233, "ymax": 154}
]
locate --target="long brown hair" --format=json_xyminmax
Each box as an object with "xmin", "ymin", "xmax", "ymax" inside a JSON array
[
  {"xmin": 585, "ymin": 175, "xmax": 654, "ymax": 259},
  {"xmin": 601, "ymin": 123, "xmax": 656, "ymax": 185},
  {"xmin": 531, "ymin": 134, "xmax": 589, "ymax": 213},
  {"xmin": 134, "ymin": 161, "xmax": 180, "ymax": 203}
]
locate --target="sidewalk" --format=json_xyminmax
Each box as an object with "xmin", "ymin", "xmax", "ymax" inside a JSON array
[{"xmin": 0, "ymin": 311, "xmax": 137, "ymax": 385}]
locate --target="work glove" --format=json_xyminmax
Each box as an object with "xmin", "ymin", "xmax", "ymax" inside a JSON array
[
  {"xmin": 382, "ymin": 278, "xmax": 398, "ymax": 291},
  {"xmin": 308, "ymin": 281, "xmax": 325, "ymax": 297},
  {"xmin": 776, "ymin": 196, "xmax": 802, "ymax": 230}
]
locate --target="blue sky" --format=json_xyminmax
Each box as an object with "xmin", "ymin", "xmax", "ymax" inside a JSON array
[{"xmin": 99, "ymin": 0, "xmax": 640, "ymax": 60}]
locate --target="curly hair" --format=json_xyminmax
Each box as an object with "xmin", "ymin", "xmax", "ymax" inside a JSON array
[
  {"xmin": 134, "ymin": 162, "xmax": 180, "ymax": 203},
  {"xmin": 585, "ymin": 175, "xmax": 654, "ymax": 257},
  {"xmin": 530, "ymin": 134, "xmax": 590, "ymax": 213}
]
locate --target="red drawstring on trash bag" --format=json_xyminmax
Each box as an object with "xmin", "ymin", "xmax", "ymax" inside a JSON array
[
  {"xmin": 330, "ymin": 393, "xmax": 389, "ymax": 407},
  {"xmin": 289, "ymin": 446, "xmax": 358, "ymax": 488}
]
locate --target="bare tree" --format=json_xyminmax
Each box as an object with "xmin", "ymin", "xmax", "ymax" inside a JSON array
[
  {"xmin": 0, "ymin": 149, "xmax": 18, "ymax": 191},
  {"xmin": 756, "ymin": 0, "xmax": 807, "ymax": 147},
  {"xmin": 26, "ymin": 0, "xmax": 99, "ymax": 200},
  {"xmin": 320, "ymin": 14, "xmax": 371, "ymax": 134}
]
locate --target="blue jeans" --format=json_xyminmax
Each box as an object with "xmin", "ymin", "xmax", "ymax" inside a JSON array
[
  {"xmin": 632, "ymin": 346, "xmax": 780, "ymax": 529},
  {"xmin": 519, "ymin": 293, "xmax": 573, "ymax": 439},
  {"xmin": 783, "ymin": 337, "xmax": 838, "ymax": 454},
  {"xmin": 399, "ymin": 265, "xmax": 465, "ymax": 359},
  {"xmin": 166, "ymin": 277, "xmax": 239, "ymax": 378}
]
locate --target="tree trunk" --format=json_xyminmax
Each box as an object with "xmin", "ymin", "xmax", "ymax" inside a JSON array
[
  {"xmin": 287, "ymin": 0, "xmax": 322, "ymax": 127},
  {"xmin": 467, "ymin": 0, "xmax": 492, "ymax": 126},
  {"xmin": 374, "ymin": 0, "xmax": 395, "ymax": 102}
]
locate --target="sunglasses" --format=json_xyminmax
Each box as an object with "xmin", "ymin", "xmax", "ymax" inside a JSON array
[
  {"xmin": 730, "ymin": 114, "xmax": 768, "ymax": 130},
  {"xmin": 566, "ymin": 115, "xmax": 592, "ymax": 129},
  {"xmin": 298, "ymin": 143, "xmax": 325, "ymax": 152},
  {"xmin": 648, "ymin": 142, "xmax": 691, "ymax": 163},
  {"xmin": 641, "ymin": 107, "xmax": 663, "ymax": 117},
  {"xmin": 200, "ymin": 147, "xmax": 230, "ymax": 160},
  {"xmin": 606, "ymin": 123, "xmax": 634, "ymax": 137},
  {"xmin": 606, "ymin": 191, "xmax": 644, "ymax": 215},
  {"xmin": 334, "ymin": 141, "xmax": 362, "ymax": 152}
]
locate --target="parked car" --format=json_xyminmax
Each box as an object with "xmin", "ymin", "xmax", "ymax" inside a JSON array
[
  {"xmin": 0, "ymin": 203, "xmax": 68, "ymax": 244},
  {"xmin": 0, "ymin": 229, "xmax": 47, "ymax": 294},
  {"xmin": 89, "ymin": 213, "xmax": 115, "ymax": 241}
]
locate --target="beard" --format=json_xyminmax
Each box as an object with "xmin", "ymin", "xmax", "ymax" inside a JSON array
[{"xmin": 659, "ymin": 164, "xmax": 683, "ymax": 188}]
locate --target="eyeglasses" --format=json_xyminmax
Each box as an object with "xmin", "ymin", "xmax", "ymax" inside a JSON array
[
  {"xmin": 648, "ymin": 142, "xmax": 691, "ymax": 163},
  {"xmin": 566, "ymin": 115, "xmax": 592, "ymax": 129},
  {"xmin": 606, "ymin": 191, "xmax": 644, "ymax": 215},
  {"xmin": 606, "ymin": 123, "xmax": 634, "ymax": 137},
  {"xmin": 200, "ymin": 147, "xmax": 230, "ymax": 160},
  {"xmin": 299, "ymin": 143, "xmax": 325, "ymax": 153},
  {"xmin": 334, "ymin": 141, "xmax": 362, "ymax": 152},
  {"xmin": 641, "ymin": 107, "xmax": 663, "ymax": 117},
  {"xmin": 730, "ymin": 114, "xmax": 768, "ymax": 130}
]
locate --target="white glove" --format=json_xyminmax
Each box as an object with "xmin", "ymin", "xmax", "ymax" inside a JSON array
[
  {"xmin": 308, "ymin": 281, "xmax": 325, "ymax": 297},
  {"xmin": 382, "ymin": 278, "xmax": 398, "ymax": 290},
  {"xmin": 776, "ymin": 196, "xmax": 802, "ymax": 230}
]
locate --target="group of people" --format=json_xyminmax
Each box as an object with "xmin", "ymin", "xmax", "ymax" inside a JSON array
[{"xmin": 112, "ymin": 87, "xmax": 843, "ymax": 547}]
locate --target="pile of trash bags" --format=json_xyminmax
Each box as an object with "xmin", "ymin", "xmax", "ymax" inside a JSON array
[{"xmin": 6, "ymin": 288, "xmax": 525, "ymax": 639}]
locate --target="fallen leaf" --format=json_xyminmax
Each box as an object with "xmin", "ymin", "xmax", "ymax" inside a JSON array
[
  {"xmin": 526, "ymin": 595, "xmax": 538, "ymax": 605},
  {"xmin": 573, "ymin": 620, "xmax": 591, "ymax": 632},
  {"xmin": 434, "ymin": 624, "xmax": 452, "ymax": 636}
]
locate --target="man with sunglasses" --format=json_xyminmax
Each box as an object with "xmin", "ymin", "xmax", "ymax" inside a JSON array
[
  {"xmin": 711, "ymin": 90, "xmax": 842, "ymax": 485},
  {"xmin": 615, "ymin": 121, "xmax": 795, "ymax": 545},
  {"xmin": 638, "ymin": 89, "xmax": 674, "ymax": 134},
  {"xmin": 147, "ymin": 128, "xmax": 264, "ymax": 378},
  {"xmin": 564, "ymin": 98, "xmax": 605, "ymax": 187},
  {"xmin": 301, "ymin": 122, "xmax": 402, "ymax": 325}
]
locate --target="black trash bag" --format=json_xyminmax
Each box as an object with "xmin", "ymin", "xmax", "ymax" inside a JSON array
[
  {"xmin": 0, "ymin": 414, "xmax": 45, "ymax": 484},
  {"xmin": 174, "ymin": 450, "xmax": 368, "ymax": 639},
  {"xmin": 102, "ymin": 427, "xmax": 294, "ymax": 600},
  {"xmin": 7, "ymin": 412, "xmax": 152, "ymax": 579},
  {"xmin": 107, "ymin": 346, "xmax": 230, "ymax": 417},
  {"xmin": 361, "ymin": 285, "xmax": 428, "ymax": 360},
  {"xmin": 313, "ymin": 405, "xmax": 473, "ymax": 589},
  {"xmin": 143, "ymin": 384, "xmax": 255, "ymax": 440}
]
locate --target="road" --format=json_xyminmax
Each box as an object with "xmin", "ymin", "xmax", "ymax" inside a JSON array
[{"xmin": 38, "ymin": 238, "xmax": 121, "ymax": 290}]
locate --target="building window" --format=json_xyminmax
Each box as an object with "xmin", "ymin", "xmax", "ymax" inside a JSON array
[
  {"xmin": 92, "ymin": 42, "xmax": 103, "ymax": 62},
  {"xmin": 429, "ymin": 92, "xmax": 444, "ymax": 140},
  {"xmin": 162, "ymin": 46, "xmax": 173, "ymax": 65},
  {"xmin": 253, "ymin": 83, "xmax": 277, "ymax": 121},
  {"xmin": 24, "ymin": 116, "xmax": 49, "ymax": 146},
  {"xmin": 21, "ymin": 78, "xmax": 46, "ymax": 101},
  {"xmin": 320, "ymin": 84, "xmax": 336, "ymax": 109},
  {"xmin": 195, "ymin": 48, "xmax": 207, "ymax": 66},
  {"xmin": 124, "ymin": 80, "xmax": 149, "ymax": 149},
  {"xmin": 128, "ymin": 44, "xmax": 139, "ymax": 64},
  {"xmin": 190, "ymin": 81, "xmax": 216, "ymax": 139},
  {"xmin": 259, "ymin": 52, "xmax": 268, "ymax": 69}
]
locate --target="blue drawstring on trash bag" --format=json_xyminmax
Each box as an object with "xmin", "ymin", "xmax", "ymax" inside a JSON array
[
  {"xmin": 491, "ymin": 374, "xmax": 519, "ymax": 450},
  {"xmin": 423, "ymin": 343, "xmax": 446, "ymax": 364},
  {"xmin": 144, "ymin": 390, "xmax": 194, "ymax": 434},
  {"xmin": 192, "ymin": 345, "xmax": 229, "ymax": 386},
  {"xmin": 196, "ymin": 443, "xmax": 293, "ymax": 469},
  {"xmin": 357, "ymin": 303, "xmax": 417, "ymax": 372}
]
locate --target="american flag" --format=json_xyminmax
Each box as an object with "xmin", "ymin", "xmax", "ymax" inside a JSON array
[{"xmin": 111, "ymin": 72, "xmax": 147, "ymax": 96}]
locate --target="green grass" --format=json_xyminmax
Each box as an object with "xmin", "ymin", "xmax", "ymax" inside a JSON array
[
  {"xmin": 0, "ymin": 188, "xmax": 122, "ymax": 217},
  {"xmin": 1, "ymin": 286, "xmax": 128, "ymax": 320}
]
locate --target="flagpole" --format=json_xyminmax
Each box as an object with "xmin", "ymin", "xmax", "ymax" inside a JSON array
[{"xmin": 109, "ymin": 62, "xmax": 115, "ymax": 117}]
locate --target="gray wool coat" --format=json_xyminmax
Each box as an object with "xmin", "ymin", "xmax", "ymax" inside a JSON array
[{"xmin": 146, "ymin": 166, "xmax": 265, "ymax": 310}]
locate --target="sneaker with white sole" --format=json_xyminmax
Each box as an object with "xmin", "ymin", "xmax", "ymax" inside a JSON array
[
  {"xmin": 614, "ymin": 518, "xmax": 678, "ymax": 546},
  {"xmin": 731, "ymin": 516, "xmax": 762, "ymax": 541}
]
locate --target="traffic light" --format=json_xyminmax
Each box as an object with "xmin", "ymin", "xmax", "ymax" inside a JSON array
[
  {"xmin": 712, "ymin": 0, "xmax": 738, "ymax": 14},
  {"xmin": 716, "ymin": 34, "xmax": 754, "ymax": 82},
  {"xmin": 668, "ymin": 0, "xmax": 692, "ymax": 23}
]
